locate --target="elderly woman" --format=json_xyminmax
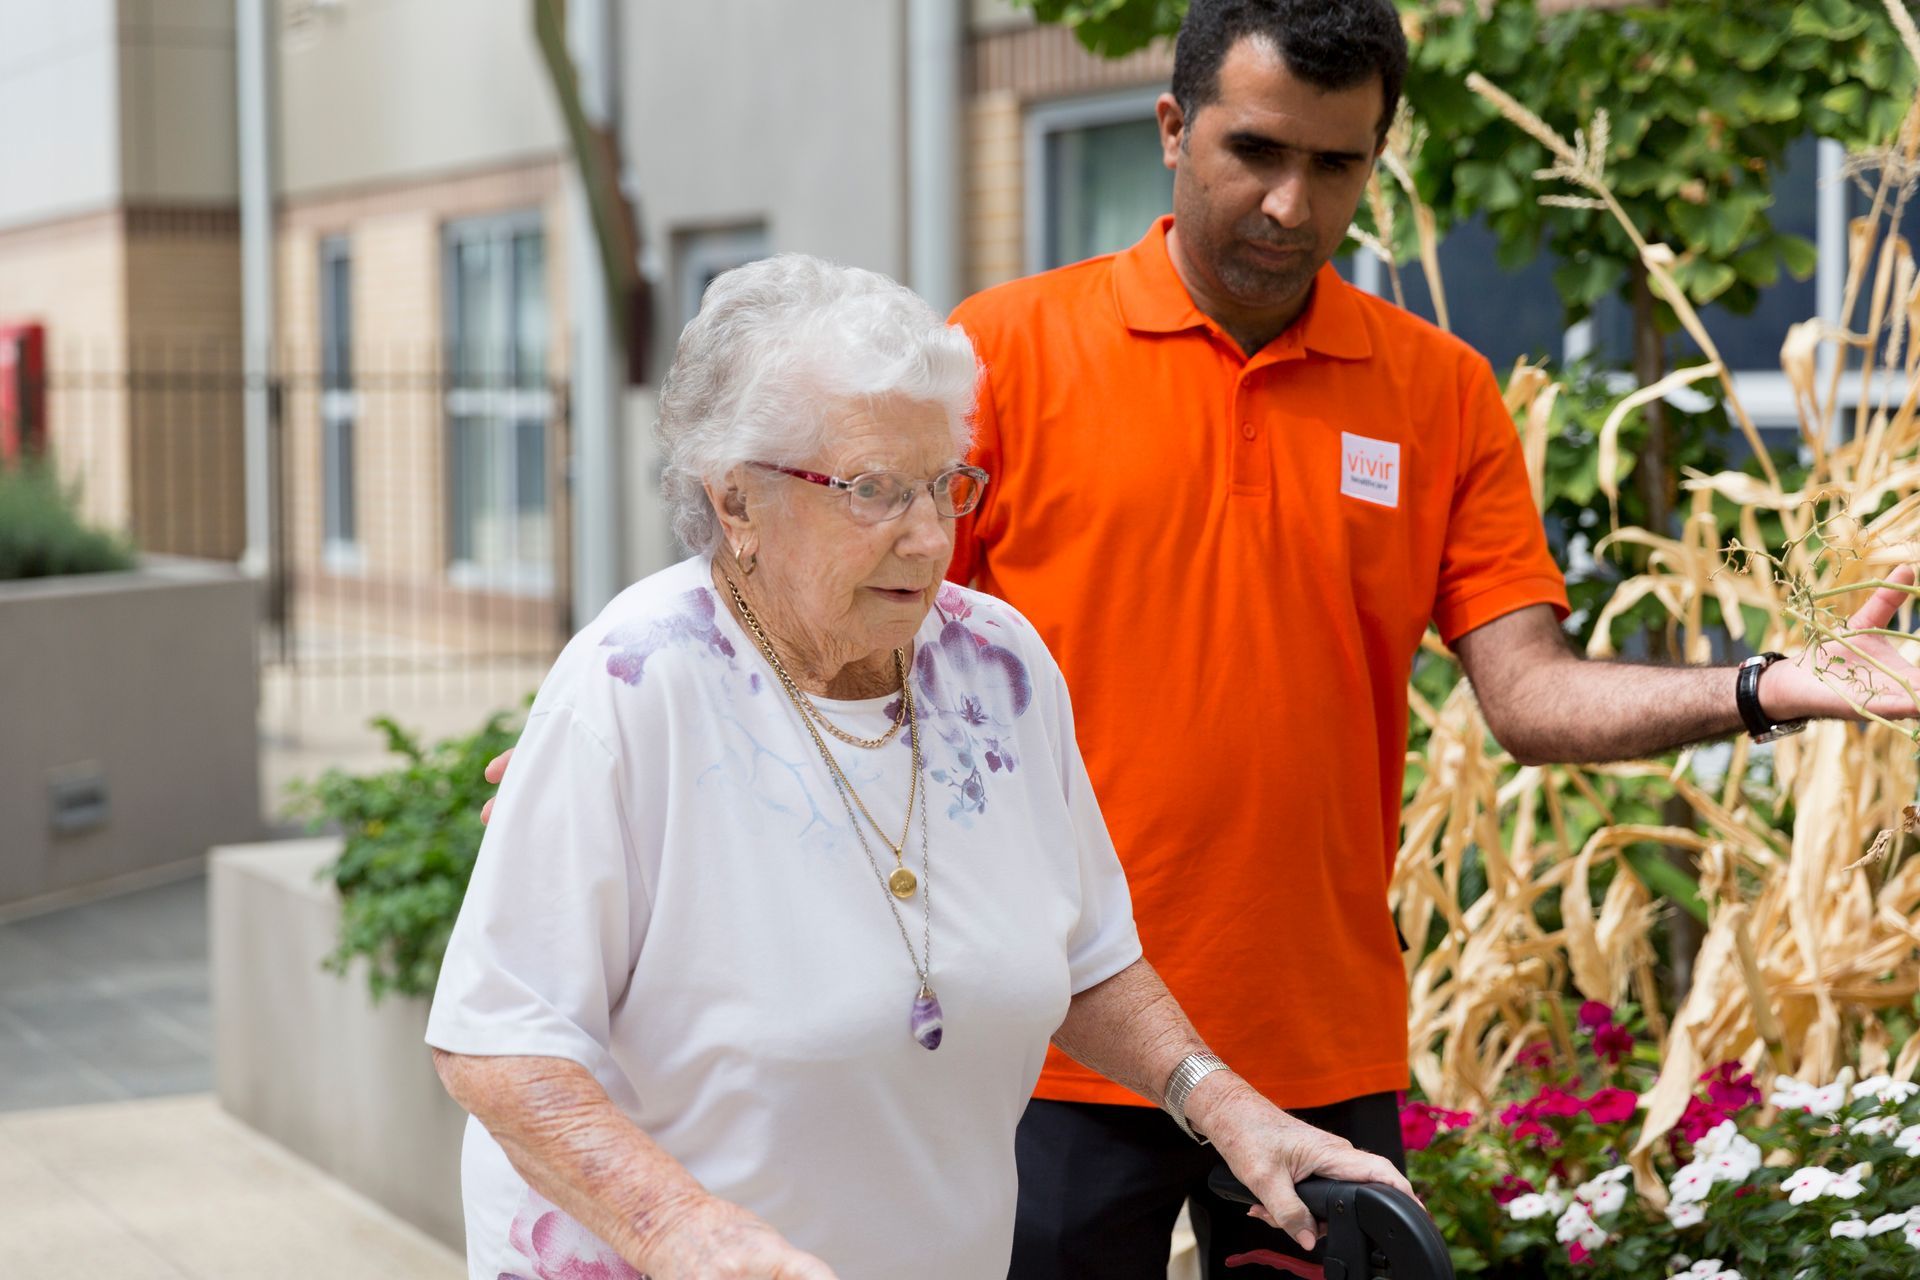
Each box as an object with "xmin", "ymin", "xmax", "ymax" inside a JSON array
[{"xmin": 426, "ymin": 254, "xmax": 1409, "ymax": 1280}]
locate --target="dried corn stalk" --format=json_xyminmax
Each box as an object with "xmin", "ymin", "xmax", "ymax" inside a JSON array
[{"xmin": 1399, "ymin": 33, "xmax": 1920, "ymax": 1147}]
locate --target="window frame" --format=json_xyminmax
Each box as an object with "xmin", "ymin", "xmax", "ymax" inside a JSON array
[
  {"xmin": 441, "ymin": 209, "xmax": 555, "ymax": 596},
  {"xmin": 318, "ymin": 233, "xmax": 363, "ymax": 573}
]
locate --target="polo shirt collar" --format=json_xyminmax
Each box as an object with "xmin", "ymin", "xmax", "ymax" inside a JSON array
[{"xmin": 1112, "ymin": 215, "xmax": 1373, "ymax": 361}]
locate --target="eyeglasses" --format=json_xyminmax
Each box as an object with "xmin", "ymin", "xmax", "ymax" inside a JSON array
[{"xmin": 749, "ymin": 462, "xmax": 990, "ymax": 525}]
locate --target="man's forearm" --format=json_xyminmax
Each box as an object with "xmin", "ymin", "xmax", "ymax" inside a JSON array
[{"xmin": 1486, "ymin": 656, "xmax": 1744, "ymax": 765}]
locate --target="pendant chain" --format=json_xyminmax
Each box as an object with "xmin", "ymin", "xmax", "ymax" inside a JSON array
[{"xmin": 720, "ymin": 573, "xmax": 933, "ymax": 988}]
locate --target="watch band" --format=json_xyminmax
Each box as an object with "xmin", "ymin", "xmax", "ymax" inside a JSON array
[
  {"xmin": 1736, "ymin": 652, "xmax": 1809, "ymax": 743},
  {"xmin": 1162, "ymin": 1051, "xmax": 1229, "ymax": 1145}
]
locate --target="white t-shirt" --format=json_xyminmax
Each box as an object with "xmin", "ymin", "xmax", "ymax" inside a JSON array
[{"xmin": 426, "ymin": 556, "xmax": 1142, "ymax": 1280}]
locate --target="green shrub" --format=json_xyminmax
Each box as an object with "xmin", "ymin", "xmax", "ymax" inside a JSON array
[
  {"xmin": 288, "ymin": 708, "xmax": 526, "ymax": 1001},
  {"xmin": 0, "ymin": 463, "xmax": 135, "ymax": 580}
]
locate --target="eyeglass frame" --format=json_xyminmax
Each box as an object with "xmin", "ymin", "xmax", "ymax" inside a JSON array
[{"xmin": 746, "ymin": 461, "xmax": 991, "ymax": 523}]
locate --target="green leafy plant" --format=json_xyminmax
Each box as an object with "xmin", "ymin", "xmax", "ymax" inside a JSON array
[
  {"xmin": 0, "ymin": 462, "xmax": 135, "ymax": 580},
  {"xmin": 288, "ymin": 708, "xmax": 525, "ymax": 1000}
]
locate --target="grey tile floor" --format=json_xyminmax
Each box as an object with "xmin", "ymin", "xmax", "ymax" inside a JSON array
[{"xmin": 0, "ymin": 873, "xmax": 210, "ymax": 1113}]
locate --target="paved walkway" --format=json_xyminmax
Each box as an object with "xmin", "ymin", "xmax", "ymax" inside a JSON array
[
  {"xmin": 0, "ymin": 1094, "xmax": 462, "ymax": 1278},
  {"xmin": 0, "ymin": 874, "xmax": 210, "ymax": 1113}
]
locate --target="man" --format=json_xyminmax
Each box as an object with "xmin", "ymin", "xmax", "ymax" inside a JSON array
[
  {"xmin": 938, "ymin": 1, "xmax": 1918, "ymax": 1275},
  {"xmin": 484, "ymin": 1, "xmax": 1919, "ymax": 1273}
]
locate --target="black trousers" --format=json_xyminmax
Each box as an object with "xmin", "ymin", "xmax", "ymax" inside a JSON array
[{"xmin": 1007, "ymin": 1093, "xmax": 1405, "ymax": 1279}]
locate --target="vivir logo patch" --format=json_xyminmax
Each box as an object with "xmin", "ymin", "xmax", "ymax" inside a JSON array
[{"xmin": 1340, "ymin": 432, "xmax": 1401, "ymax": 508}]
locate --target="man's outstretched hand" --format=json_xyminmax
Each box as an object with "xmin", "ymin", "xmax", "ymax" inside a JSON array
[
  {"xmin": 479, "ymin": 749, "xmax": 513, "ymax": 824},
  {"xmin": 1766, "ymin": 565, "xmax": 1920, "ymax": 724}
]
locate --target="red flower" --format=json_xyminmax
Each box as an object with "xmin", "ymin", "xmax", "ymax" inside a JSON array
[
  {"xmin": 1577, "ymin": 1001, "xmax": 1614, "ymax": 1030},
  {"xmin": 1400, "ymin": 1107, "xmax": 1439, "ymax": 1152},
  {"xmin": 1511, "ymin": 1118, "xmax": 1561, "ymax": 1148},
  {"xmin": 1585, "ymin": 1087, "xmax": 1638, "ymax": 1125},
  {"xmin": 1700, "ymin": 1062, "xmax": 1761, "ymax": 1112},
  {"xmin": 1517, "ymin": 1040, "xmax": 1555, "ymax": 1071},
  {"xmin": 1675, "ymin": 1096, "xmax": 1730, "ymax": 1145},
  {"xmin": 1593, "ymin": 1023, "xmax": 1634, "ymax": 1065},
  {"xmin": 1398, "ymin": 1101, "xmax": 1473, "ymax": 1152},
  {"xmin": 1568, "ymin": 1241, "xmax": 1593, "ymax": 1266},
  {"xmin": 1491, "ymin": 1174, "xmax": 1536, "ymax": 1205},
  {"xmin": 1533, "ymin": 1085, "xmax": 1587, "ymax": 1118}
]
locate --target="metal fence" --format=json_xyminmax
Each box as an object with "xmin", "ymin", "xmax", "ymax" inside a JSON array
[{"xmin": 31, "ymin": 342, "xmax": 574, "ymax": 704}]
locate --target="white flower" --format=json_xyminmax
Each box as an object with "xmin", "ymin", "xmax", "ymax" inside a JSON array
[
  {"xmin": 1827, "ymin": 1162, "xmax": 1871, "ymax": 1200},
  {"xmin": 1832, "ymin": 1216, "xmax": 1868, "ymax": 1239},
  {"xmin": 1897, "ymin": 1124, "xmax": 1920, "ymax": 1157},
  {"xmin": 1555, "ymin": 1200, "xmax": 1609, "ymax": 1250},
  {"xmin": 1666, "ymin": 1201, "xmax": 1706, "ymax": 1227},
  {"xmin": 1770, "ymin": 1075, "xmax": 1847, "ymax": 1116},
  {"xmin": 1668, "ymin": 1162, "xmax": 1716, "ymax": 1205},
  {"xmin": 1867, "ymin": 1212, "xmax": 1909, "ymax": 1236},
  {"xmin": 1847, "ymin": 1114, "xmax": 1902, "ymax": 1138},
  {"xmin": 1768, "ymin": 1076, "xmax": 1816, "ymax": 1110},
  {"xmin": 1905, "ymin": 1220, "xmax": 1920, "ymax": 1250},
  {"xmin": 1669, "ymin": 1263, "xmax": 1742, "ymax": 1280},
  {"xmin": 1695, "ymin": 1121, "xmax": 1739, "ymax": 1156},
  {"xmin": 1780, "ymin": 1166, "xmax": 1834, "ymax": 1204},
  {"xmin": 1853, "ymin": 1075, "xmax": 1920, "ymax": 1105},
  {"xmin": 1506, "ymin": 1191, "xmax": 1563, "ymax": 1221},
  {"xmin": 1576, "ymin": 1166, "xmax": 1632, "ymax": 1217}
]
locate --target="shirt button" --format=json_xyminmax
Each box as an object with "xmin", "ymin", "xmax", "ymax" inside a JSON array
[{"xmin": 1240, "ymin": 422, "xmax": 1256, "ymax": 440}]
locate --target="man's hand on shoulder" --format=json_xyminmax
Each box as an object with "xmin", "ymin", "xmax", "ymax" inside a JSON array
[{"xmin": 479, "ymin": 748, "xmax": 514, "ymax": 824}]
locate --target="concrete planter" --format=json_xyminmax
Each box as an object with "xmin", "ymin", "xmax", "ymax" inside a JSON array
[
  {"xmin": 211, "ymin": 837, "xmax": 468, "ymax": 1251},
  {"xmin": 0, "ymin": 557, "xmax": 261, "ymax": 912}
]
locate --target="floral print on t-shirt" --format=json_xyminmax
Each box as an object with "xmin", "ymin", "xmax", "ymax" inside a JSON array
[
  {"xmin": 501, "ymin": 1187, "xmax": 642, "ymax": 1280},
  {"xmin": 911, "ymin": 584, "xmax": 1034, "ymax": 823}
]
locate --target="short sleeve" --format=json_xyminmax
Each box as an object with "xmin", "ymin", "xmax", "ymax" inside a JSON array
[
  {"xmin": 1432, "ymin": 356, "xmax": 1570, "ymax": 645},
  {"xmin": 425, "ymin": 704, "xmax": 648, "ymax": 1071},
  {"xmin": 1040, "ymin": 650, "xmax": 1143, "ymax": 993},
  {"xmin": 947, "ymin": 325, "xmax": 1005, "ymax": 589}
]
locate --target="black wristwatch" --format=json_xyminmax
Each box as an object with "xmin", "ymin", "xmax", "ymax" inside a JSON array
[{"xmin": 1736, "ymin": 652, "xmax": 1809, "ymax": 743}]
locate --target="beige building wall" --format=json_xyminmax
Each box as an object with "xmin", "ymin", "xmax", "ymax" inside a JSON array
[
  {"xmin": 277, "ymin": 159, "xmax": 569, "ymax": 639},
  {"xmin": 278, "ymin": 0, "xmax": 565, "ymax": 200},
  {"xmin": 624, "ymin": 0, "xmax": 910, "ymax": 306}
]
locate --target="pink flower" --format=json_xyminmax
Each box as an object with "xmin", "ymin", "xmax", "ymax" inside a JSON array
[
  {"xmin": 1492, "ymin": 1174, "xmax": 1536, "ymax": 1205},
  {"xmin": 1568, "ymin": 1241, "xmax": 1593, "ymax": 1266},
  {"xmin": 1512, "ymin": 1118, "xmax": 1561, "ymax": 1148},
  {"xmin": 1585, "ymin": 1087, "xmax": 1639, "ymax": 1125},
  {"xmin": 1593, "ymin": 1023, "xmax": 1634, "ymax": 1065},
  {"xmin": 1577, "ymin": 1001, "xmax": 1614, "ymax": 1030}
]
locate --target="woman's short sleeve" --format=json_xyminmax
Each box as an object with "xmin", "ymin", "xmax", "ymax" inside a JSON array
[
  {"xmin": 425, "ymin": 704, "xmax": 649, "ymax": 1072},
  {"xmin": 1042, "ymin": 654, "xmax": 1143, "ymax": 993}
]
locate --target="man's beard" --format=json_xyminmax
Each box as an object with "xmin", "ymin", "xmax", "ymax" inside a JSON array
[{"xmin": 1216, "ymin": 236, "xmax": 1322, "ymax": 307}]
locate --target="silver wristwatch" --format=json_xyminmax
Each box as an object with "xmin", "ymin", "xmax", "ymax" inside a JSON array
[{"xmin": 1162, "ymin": 1051, "xmax": 1230, "ymax": 1144}]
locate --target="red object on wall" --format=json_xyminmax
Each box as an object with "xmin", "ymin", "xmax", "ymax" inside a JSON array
[{"xmin": 0, "ymin": 322, "xmax": 47, "ymax": 464}]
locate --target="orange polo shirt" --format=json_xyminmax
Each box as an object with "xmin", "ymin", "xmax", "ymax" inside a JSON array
[{"xmin": 949, "ymin": 217, "xmax": 1568, "ymax": 1109}]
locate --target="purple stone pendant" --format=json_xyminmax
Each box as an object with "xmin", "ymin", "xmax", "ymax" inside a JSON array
[{"xmin": 911, "ymin": 984, "xmax": 944, "ymax": 1051}]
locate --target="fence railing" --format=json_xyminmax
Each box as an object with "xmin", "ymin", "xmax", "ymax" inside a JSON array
[{"xmin": 29, "ymin": 341, "xmax": 574, "ymax": 703}]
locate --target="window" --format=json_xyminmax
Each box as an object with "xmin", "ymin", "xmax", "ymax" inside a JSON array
[
  {"xmin": 674, "ymin": 224, "xmax": 769, "ymax": 331},
  {"xmin": 445, "ymin": 214, "xmax": 552, "ymax": 593},
  {"xmin": 318, "ymin": 236, "xmax": 359, "ymax": 568},
  {"xmin": 1027, "ymin": 90, "xmax": 1173, "ymax": 273},
  {"xmin": 1371, "ymin": 214, "xmax": 1566, "ymax": 373}
]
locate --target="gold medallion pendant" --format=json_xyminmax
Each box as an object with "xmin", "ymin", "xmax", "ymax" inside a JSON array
[{"xmin": 888, "ymin": 866, "xmax": 919, "ymax": 899}]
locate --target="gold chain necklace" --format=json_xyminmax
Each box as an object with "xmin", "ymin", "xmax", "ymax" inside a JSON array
[{"xmin": 725, "ymin": 574, "xmax": 921, "ymax": 896}]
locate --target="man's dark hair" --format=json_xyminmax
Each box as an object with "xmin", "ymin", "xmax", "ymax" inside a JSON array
[{"xmin": 1170, "ymin": 0, "xmax": 1409, "ymax": 142}]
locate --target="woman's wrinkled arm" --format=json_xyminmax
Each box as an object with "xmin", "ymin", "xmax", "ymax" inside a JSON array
[
  {"xmin": 432, "ymin": 1051, "xmax": 837, "ymax": 1280},
  {"xmin": 1053, "ymin": 959, "xmax": 1416, "ymax": 1252}
]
